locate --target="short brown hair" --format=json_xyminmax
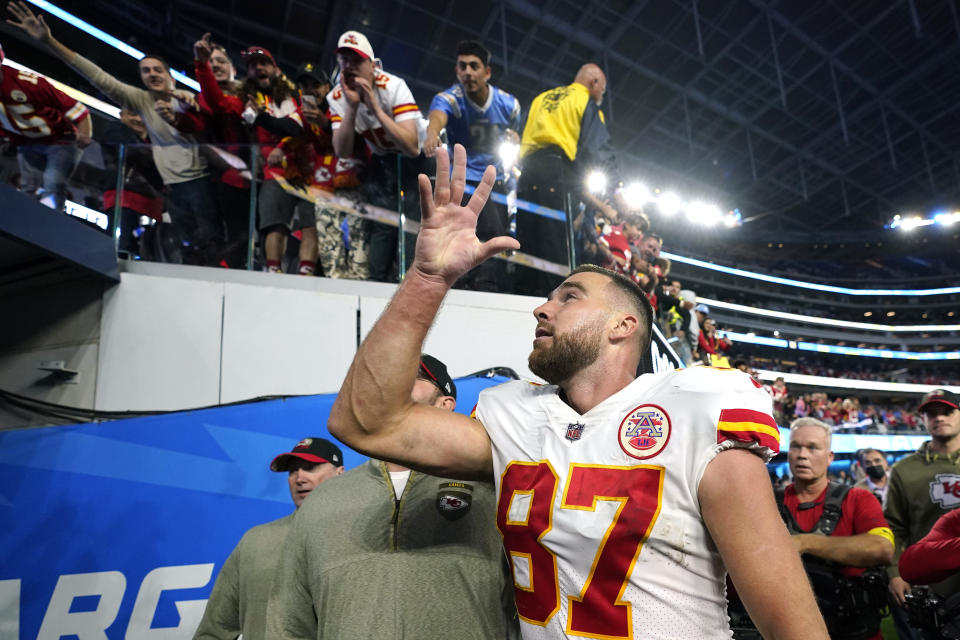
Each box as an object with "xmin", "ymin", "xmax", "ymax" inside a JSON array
[
  {"xmin": 570, "ymin": 264, "xmax": 653, "ymax": 356},
  {"xmin": 139, "ymin": 54, "xmax": 170, "ymax": 72}
]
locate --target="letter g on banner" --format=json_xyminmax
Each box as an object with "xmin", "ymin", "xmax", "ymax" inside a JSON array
[{"xmin": 125, "ymin": 564, "xmax": 214, "ymax": 639}]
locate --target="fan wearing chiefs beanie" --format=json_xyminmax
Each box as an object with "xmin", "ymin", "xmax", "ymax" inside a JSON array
[
  {"xmin": 884, "ymin": 388, "xmax": 960, "ymax": 618},
  {"xmin": 266, "ymin": 355, "xmax": 519, "ymax": 639},
  {"xmin": 194, "ymin": 437, "xmax": 344, "ymax": 639}
]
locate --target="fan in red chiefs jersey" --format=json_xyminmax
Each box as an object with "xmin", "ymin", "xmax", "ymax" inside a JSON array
[{"xmin": 0, "ymin": 41, "xmax": 90, "ymax": 210}]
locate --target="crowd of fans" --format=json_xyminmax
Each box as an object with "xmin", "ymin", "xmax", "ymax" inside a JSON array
[{"xmin": 1, "ymin": 6, "xmax": 676, "ymax": 296}]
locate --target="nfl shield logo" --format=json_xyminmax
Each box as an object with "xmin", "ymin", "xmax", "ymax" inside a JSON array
[{"xmin": 565, "ymin": 422, "xmax": 585, "ymax": 442}]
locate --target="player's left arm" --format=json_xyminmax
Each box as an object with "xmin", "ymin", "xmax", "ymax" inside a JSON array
[{"xmin": 700, "ymin": 448, "xmax": 829, "ymax": 640}]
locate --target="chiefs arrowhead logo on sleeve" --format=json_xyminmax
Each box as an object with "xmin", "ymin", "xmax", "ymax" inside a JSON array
[
  {"xmin": 618, "ymin": 404, "xmax": 671, "ymax": 460},
  {"xmin": 716, "ymin": 408, "xmax": 780, "ymax": 454}
]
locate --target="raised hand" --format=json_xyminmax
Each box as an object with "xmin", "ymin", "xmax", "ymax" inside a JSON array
[
  {"xmin": 6, "ymin": 1, "xmax": 51, "ymax": 42},
  {"xmin": 412, "ymin": 144, "xmax": 520, "ymax": 286},
  {"xmin": 351, "ymin": 76, "xmax": 377, "ymax": 112},
  {"xmin": 153, "ymin": 97, "xmax": 176, "ymax": 124},
  {"xmin": 194, "ymin": 32, "xmax": 214, "ymax": 63}
]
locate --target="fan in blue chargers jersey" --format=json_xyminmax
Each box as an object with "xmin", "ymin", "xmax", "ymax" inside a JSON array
[{"xmin": 424, "ymin": 40, "xmax": 521, "ymax": 292}]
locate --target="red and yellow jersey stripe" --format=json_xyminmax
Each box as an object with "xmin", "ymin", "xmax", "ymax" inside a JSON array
[
  {"xmin": 392, "ymin": 103, "xmax": 419, "ymax": 117},
  {"xmin": 717, "ymin": 408, "xmax": 780, "ymax": 454}
]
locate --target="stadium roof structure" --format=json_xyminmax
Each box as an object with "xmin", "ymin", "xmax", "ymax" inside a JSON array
[{"xmin": 5, "ymin": 0, "xmax": 960, "ymax": 259}]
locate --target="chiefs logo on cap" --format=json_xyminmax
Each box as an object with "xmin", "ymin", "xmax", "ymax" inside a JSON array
[
  {"xmin": 618, "ymin": 404, "xmax": 671, "ymax": 460},
  {"xmin": 344, "ymin": 34, "xmax": 359, "ymax": 46},
  {"xmin": 295, "ymin": 438, "xmax": 313, "ymax": 449}
]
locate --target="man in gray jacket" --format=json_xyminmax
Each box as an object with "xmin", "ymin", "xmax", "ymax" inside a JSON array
[
  {"xmin": 194, "ymin": 437, "xmax": 344, "ymax": 640},
  {"xmin": 266, "ymin": 355, "xmax": 519, "ymax": 639},
  {"xmin": 8, "ymin": 1, "xmax": 223, "ymax": 264}
]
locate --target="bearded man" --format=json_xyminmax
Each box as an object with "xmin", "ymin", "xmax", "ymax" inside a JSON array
[{"xmin": 327, "ymin": 144, "xmax": 827, "ymax": 639}]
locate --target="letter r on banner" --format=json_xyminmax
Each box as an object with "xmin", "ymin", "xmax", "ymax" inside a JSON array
[{"xmin": 37, "ymin": 571, "xmax": 126, "ymax": 640}]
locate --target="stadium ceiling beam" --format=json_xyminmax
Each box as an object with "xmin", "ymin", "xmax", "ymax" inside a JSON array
[
  {"xmin": 503, "ymin": 2, "xmax": 896, "ymax": 211},
  {"xmin": 411, "ymin": 1, "xmax": 457, "ymax": 86},
  {"xmin": 628, "ymin": 2, "xmax": 941, "ymax": 195},
  {"xmin": 540, "ymin": 0, "xmax": 639, "ymax": 82},
  {"xmin": 625, "ymin": 10, "xmax": 767, "ymax": 143},
  {"xmin": 747, "ymin": 34, "xmax": 960, "ymax": 188},
  {"xmin": 174, "ymin": 0, "xmax": 325, "ymax": 60},
  {"xmin": 748, "ymin": 0, "xmax": 958, "ymax": 164},
  {"xmin": 504, "ymin": 0, "xmax": 899, "ymax": 213}
]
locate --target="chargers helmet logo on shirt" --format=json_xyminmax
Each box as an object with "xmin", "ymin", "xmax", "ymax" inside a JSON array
[{"xmin": 618, "ymin": 404, "xmax": 671, "ymax": 460}]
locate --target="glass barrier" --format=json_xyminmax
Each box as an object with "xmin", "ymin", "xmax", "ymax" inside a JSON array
[{"xmin": 6, "ymin": 137, "xmax": 592, "ymax": 289}]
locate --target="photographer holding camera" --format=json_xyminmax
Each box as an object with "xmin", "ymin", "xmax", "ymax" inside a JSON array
[{"xmin": 778, "ymin": 417, "xmax": 895, "ymax": 640}]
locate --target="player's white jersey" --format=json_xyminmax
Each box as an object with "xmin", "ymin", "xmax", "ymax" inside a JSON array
[
  {"xmin": 327, "ymin": 69, "xmax": 421, "ymax": 156},
  {"xmin": 474, "ymin": 367, "xmax": 780, "ymax": 640}
]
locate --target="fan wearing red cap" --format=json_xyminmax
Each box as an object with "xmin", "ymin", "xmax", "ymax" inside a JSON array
[
  {"xmin": 194, "ymin": 436, "xmax": 344, "ymax": 638},
  {"xmin": 884, "ymin": 387, "xmax": 960, "ymax": 611}
]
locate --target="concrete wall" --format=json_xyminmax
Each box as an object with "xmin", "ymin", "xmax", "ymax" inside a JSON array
[{"xmin": 1, "ymin": 262, "xmax": 542, "ymax": 428}]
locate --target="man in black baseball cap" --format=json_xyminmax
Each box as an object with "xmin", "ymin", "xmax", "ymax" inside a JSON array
[
  {"xmin": 418, "ymin": 354, "xmax": 457, "ymax": 401},
  {"xmin": 271, "ymin": 436, "xmax": 345, "ymax": 507},
  {"xmin": 195, "ymin": 436, "xmax": 345, "ymax": 638},
  {"xmin": 917, "ymin": 388, "xmax": 960, "ymax": 413}
]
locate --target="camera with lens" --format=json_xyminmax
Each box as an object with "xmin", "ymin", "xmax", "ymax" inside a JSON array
[{"xmin": 904, "ymin": 586, "xmax": 960, "ymax": 640}]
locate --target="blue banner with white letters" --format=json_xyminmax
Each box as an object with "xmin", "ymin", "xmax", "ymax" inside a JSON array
[{"xmin": 0, "ymin": 375, "xmax": 506, "ymax": 639}]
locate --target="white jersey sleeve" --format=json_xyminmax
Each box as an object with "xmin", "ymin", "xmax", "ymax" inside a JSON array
[
  {"xmin": 475, "ymin": 368, "xmax": 780, "ymax": 640},
  {"xmin": 326, "ymin": 70, "xmax": 421, "ymax": 155}
]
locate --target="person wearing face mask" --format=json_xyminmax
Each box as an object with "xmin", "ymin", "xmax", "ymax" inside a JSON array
[{"xmin": 854, "ymin": 448, "xmax": 890, "ymax": 505}]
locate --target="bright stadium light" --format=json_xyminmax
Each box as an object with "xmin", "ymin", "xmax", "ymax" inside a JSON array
[
  {"xmin": 586, "ymin": 171, "xmax": 607, "ymax": 194},
  {"xmin": 498, "ymin": 141, "xmax": 519, "ymax": 172},
  {"xmin": 622, "ymin": 182, "xmax": 650, "ymax": 209},
  {"xmin": 687, "ymin": 201, "xmax": 723, "ymax": 226},
  {"xmin": 658, "ymin": 191, "xmax": 682, "ymax": 215},
  {"xmin": 934, "ymin": 211, "xmax": 960, "ymax": 226},
  {"xmin": 723, "ymin": 209, "xmax": 742, "ymax": 227}
]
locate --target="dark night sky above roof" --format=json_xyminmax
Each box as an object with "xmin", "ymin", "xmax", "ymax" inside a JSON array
[{"xmin": 4, "ymin": 0, "xmax": 960, "ymax": 266}]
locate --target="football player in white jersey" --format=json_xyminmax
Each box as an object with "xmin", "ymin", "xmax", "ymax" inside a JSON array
[{"xmin": 329, "ymin": 145, "xmax": 827, "ymax": 639}]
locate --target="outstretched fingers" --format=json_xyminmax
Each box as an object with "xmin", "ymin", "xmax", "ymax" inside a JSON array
[
  {"xmin": 466, "ymin": 164, "xmax": 497, "ymax": 217},
  {"xmin": 449, "ymin": 144, "xmax": 467, "ymax": 207},
  {"xmin": 417, "ymin": 173, "xmax": 435, "ymax": 222},
  {"xmin": 478, "ymin": 235, "xmax": 521, "ymax": 262},
  {"xmin": 433, "ymin": 143, "xmax": 450, "ymax": 208}
]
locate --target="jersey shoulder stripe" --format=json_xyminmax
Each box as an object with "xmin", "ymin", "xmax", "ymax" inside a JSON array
[{"xmin": 717, "ymin": 408, "xmax": 780, "ymax": 453}]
